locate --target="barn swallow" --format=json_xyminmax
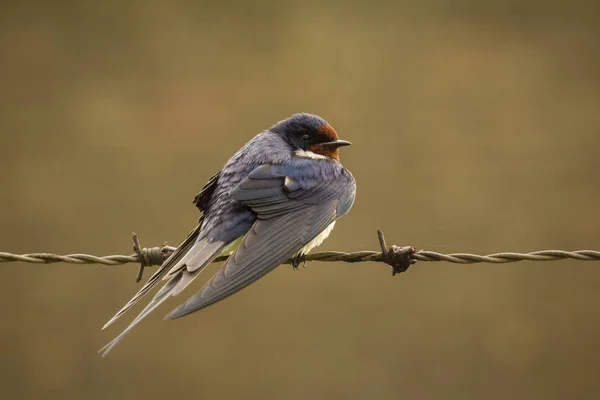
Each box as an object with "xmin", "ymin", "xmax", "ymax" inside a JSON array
[{"xmin": 100, "ymin": 113, "xmax": 356, "ymax": 356}]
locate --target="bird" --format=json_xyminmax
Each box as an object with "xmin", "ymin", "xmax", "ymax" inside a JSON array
[{"xmin": 99, "ymin": 113, "xmax": 356, "ymax": 356}]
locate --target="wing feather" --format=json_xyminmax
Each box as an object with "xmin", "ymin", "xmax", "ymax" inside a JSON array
[
  {"xmin": 166, "ymin": 204, "xmax": 337, "ymax": 319},
  {"xmin": 164, "ymin": 159, "xmax": 354, "ymax": 319}
]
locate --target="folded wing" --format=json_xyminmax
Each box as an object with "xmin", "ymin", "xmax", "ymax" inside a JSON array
[{"xmin": 166, "ymin": 161, "xmax": 355, "ymax": 319}]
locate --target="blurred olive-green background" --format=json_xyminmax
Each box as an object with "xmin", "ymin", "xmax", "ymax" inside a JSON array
[{"xmin": 1, "ymin": 1, "xmax": 600, "ymax": 399}]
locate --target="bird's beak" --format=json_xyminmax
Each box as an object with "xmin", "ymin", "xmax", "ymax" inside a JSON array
[{"xmin": 321, "ymin": 139, "xmax": 352, "ymax": 148}]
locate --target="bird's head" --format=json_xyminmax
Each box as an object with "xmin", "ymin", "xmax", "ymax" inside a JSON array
[{"xmin": 270, "ymin": 113, "xmax": 351, "ymax": 161}]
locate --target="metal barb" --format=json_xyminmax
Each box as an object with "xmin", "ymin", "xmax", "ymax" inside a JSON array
[
  {"xmin": 131, "ymin": 233, "xmax": 147, "ymax": 283},
  {"xmin": 131, "ymin": 233, "xmax": 172, "ymax": 282},
  {"xmin": 377, "ymin": 229, "xmax": 417, "ymax": 275}
]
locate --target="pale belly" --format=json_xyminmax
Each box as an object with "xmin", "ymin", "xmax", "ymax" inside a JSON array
[{"xmin": 297, "ymin": 221, "xmax": 336, "ymax": 256}]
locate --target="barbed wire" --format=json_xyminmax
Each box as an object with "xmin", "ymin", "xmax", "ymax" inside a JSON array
[
  {"xmin": 3, "ymin": 248, "xmax": 600, "ymax": 265},
  {"xmin": 1, "ymin": 230, "xmax": 599, "ymax": 279}
]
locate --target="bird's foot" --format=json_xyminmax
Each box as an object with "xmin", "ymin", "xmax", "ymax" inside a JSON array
[{"xmin": 291, "ymin": 254, "xmax": 307, "ymax": 270}]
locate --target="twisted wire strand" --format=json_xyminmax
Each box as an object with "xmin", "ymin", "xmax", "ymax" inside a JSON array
[{"xmin": 2, "ymin": 248, "xmax": 599, "ymax": 266}]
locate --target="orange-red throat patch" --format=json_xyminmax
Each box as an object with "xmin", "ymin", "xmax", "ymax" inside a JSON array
[{"xmin": 309, "ymin": 143, "xmax": 340, "ymax": 160}]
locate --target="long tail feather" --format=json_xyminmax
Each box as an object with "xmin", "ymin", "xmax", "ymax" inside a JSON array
[
  {"xmin": 101, "ymin": 225, "xmax": 201, "ymax": 330},
  {"xmin": 99, "ymin": 239, "xmax": 228, "ymax": 356}
]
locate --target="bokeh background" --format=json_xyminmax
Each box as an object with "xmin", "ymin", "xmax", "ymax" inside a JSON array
[{"xmin": 1, "ymin": 1, "xmax": 600, "ymax": 399}]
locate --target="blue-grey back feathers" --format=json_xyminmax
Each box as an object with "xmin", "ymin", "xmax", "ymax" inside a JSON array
[{"xmin": 100, "ymin": 113, "xmax": 355, "ymax": 356}]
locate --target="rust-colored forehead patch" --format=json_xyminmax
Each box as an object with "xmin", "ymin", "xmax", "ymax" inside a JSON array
[{"xmin": 317, "ymin": 124, "xmax": 339, "ymax": 141}]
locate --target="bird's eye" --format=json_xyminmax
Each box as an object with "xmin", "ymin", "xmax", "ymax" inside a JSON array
[{"xmin": 300, "ymin": 133, "xmax": 312, "ymax": 142}]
